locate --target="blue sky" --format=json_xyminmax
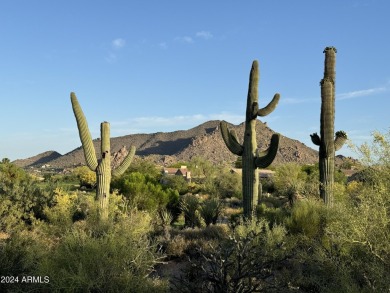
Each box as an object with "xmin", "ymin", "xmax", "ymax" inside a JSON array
[{"xmin": 1, "ymin": 0, "xmax": 389, "ymax": 161}]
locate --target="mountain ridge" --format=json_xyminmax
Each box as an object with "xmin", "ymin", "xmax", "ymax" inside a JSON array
[{"xmin": 13, "ymin": 120, "xmax": 338, "ymax": 169}]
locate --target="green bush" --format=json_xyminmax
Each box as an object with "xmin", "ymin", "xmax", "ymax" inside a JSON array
[
  {"xmin": 0, "ymin": 162, "xmax": 55, "ymax": 232},
  {"xmin": 256, "ymin": 203, "xmax": 288, "ymax": 226},
  {"xmin": 36, "ymin": 211, "xmax": 167, "ymax": 292},
  {"xmin": 73, "ymin": 166, "xmax": 96, "ymax": 188},
  {"xmin": 111, "ymin": 171, "xmax": 179, "ymax": 215},
  {"xmin": 272, "ymin": 163, "xmax": 307, "ymax": 201},
  {"xmin": 213, "ymin": 169, "xmax": 242, "ymax": 199},
  {"xmin": 0, "ymin": 229, "xmax": 52, "ymax": 292},
  {"xmin": 125, "ymin": 157, "xmax": 162, "ymax": 180},
  {"xmin": 286, "ymin": 198, "xmax": 329, "ymax": 239},
  {"xmin": 163, "ymin": 174, "xmax": 189, "ymax": 194},
  {"xmin": 325, "ymin": 186, "xmax": 390, "ymax": 291}
]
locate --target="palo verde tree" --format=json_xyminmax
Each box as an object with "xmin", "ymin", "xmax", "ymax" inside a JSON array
[
  {"xmin": 310, "ymin": 47, "xmax": 347, "ymax": 206},
  {"xmin": 221, "ymin": 60, "xmax": 280, "ymax": 218},
  {"xmin": 70, "ymin": 92, "xmax": 136, "ymax": 220}
]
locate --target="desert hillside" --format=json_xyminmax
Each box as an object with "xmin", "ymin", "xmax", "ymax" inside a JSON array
[{"xmin": 13, "ymin": 120, "xmax": 336, "ymax": 169}]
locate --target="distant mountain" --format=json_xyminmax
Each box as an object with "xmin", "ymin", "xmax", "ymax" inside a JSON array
[
  {"xmin": 13, "ymin": 151, "xmax": 62, "ymax": 168},
  {"xmin": 13, "ymin": 120, "xmax": 341, "ymax": 170}
]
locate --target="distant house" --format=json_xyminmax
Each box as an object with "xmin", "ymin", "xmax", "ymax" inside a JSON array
[{"xmin": 162, "ymin": 165, "xmax": 192, "ymax": 182}]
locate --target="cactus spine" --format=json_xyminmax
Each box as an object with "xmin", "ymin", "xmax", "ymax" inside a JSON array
[
  {"xmin": 71, "ymin": 92, "xmax": 136, "ymax": 219},
  {"xmin": 221, "ymin": 60, "xmax": 280, "ymax": 218},
  {"xmin": 310, "ymin": 47, "xmax": 347, "ymax": 206}
]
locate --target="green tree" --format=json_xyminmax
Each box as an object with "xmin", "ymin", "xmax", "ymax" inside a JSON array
[
  {"xmin": 189, "ymin": 156, "xmax": 217, "ymax": 178},
  {"xmin": 125, "ymin": 158, "xmax": 162, "ymax": 181},
  {"xmin": 163, "ymin": 174, "xmax": 188, "ymax": 195},
  {"xmin": 212, "ymin": 168, "xmax": 242, "ymax": 198}
]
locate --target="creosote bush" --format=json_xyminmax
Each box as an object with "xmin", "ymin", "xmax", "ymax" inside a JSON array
[
  {"xmin": 36, "ymin": 211, "xmax": 166, "ymax": 292},
  {"xmin": 0, "ymin": 186, "xmax": 168, "ymax": 292}
]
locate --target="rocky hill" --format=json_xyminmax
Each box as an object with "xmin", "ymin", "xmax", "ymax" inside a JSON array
[
  {"xmin": 13, "ymin": 151, "xmax": 62, "ymax": 168},
  {"xmin": 14, "ymin": 120, "xmax": 338, "ymax": 170}
]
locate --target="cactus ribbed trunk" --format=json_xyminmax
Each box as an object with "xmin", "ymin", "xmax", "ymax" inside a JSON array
[
  {"xmin": 320, "ymin": 157, "xmax": 334, "ymax": 205},
  {"xmin": 310, "ymin": 47, "xmax": 347, "ymax": 206},
  {"xmin": 242, "ymin": 119, "xmax": 259, "ymax": 216},
  {"xmin": 220, "ymin": 61, "xmax": 280, "ymax": 218},
  {"xmin": 319, "ymin": 79, "xmax": 335, "ymax": 205},
  {"xmin": 97, "ymin": 122, "xmax": 111, "ymax": 220}
]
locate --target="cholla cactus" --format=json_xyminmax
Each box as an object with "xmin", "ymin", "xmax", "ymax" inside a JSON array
[
  {"xmin": 71, "ymin": 92, "xmax": 136, "ymax": 219},
  {"xmin": 221, "ymin": 61, "xmax": 280, "ymax": 218},
  {"xmin": 310, "ymin": 47, "xmax": 347, "ymax": 206}
]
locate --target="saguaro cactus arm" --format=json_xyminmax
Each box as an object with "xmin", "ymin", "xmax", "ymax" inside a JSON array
[
  {"xmin": 257, "ymin": 93, "xmax": 281, "ymax": 117},
  {"xmin": 254, "ymin": 133, "xmax": 280, "ymax": 168},
  {"xmin": 112, "ymin": 145, "xmax": 136, "ymax": 177},
  {"xmin": 220, "ymin": 121, "xmax": 244, "ymax": 156},
  {"xmin": 310, "ymin": 133, "xmax": 321, "ymax": 146},
  {"xmin": 70, "ymin": 92, "xmax": 98, "ymax": 171},
  {"xmin": 334, "ymin": 131, "xmax": 348, "ymax": 151}
]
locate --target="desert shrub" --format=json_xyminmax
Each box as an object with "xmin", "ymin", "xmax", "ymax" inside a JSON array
[
  {"xmin": 334, "ymin": 168, "xmax": 348, "ymax": 184},
  {"xmin": 256, "ymin": 203, "xmax": 288, "ymax": 226},
  {"xmin": 285, "ymin": 198, "xmax": 330, "ymax": 239},
  {"xmin": 125, "ymin": 157, "xmax": 162, "ymax": 180},
  {"xmin": 0, "ymin": 163, "xmax": 55, "ymax": 232},
  {"xmin": 272, "ymin": 163, "xmax": 307, "ymax": 202},
  {"xmin": 111, "ymin": 171, "xmax": 180, "ymax": 215},
  {"xmin": 43, "ymin": 188, "xmax": 78, "ymax": 232},
  {"xmin": 199, "ymin": 197, "xmax": 223, "ymax": 226},
  {"xmin": 35, "ymin": 210, "xmax": 167, "ymax": 292},
  {"xmin": 260, "ymin": 177, "xmax": 275, "ymax": 194},
  {"xmin": 281, "ymin": 130, "xmax": 390, "ymax": 292},
  {"xmin": 174, "ymin": 224, "xmax": 230, "ymax": 242},
  {"xmin": 0, "ymin": 229, "xmax": 52, "ymax": 292},
  {"xmin": 154, "ymin": 208, "xmax": 173, "ymax": 242},
  {"xmin": 166, "ymin": 225, "xmax": 229, "ymax": 260},
  {"xmin": 188, "ymin": 156, "xmax": 217, "ymax": 178},
  {"xmin": 163, "ymin": 174, "xmax": 189, "ymax": 194},
  {"xmin": 172, "ymin": 218, "xmax": 290, "ymax": 292},
  {"xmin": 325, "ymin": 187, "xmax": 390, "ymax": 291},
  {"xmin": 180, "ymin": 194, "xmax": 202, "ymax": 228},
  {"xmin": 212, "ymin": 169, "xmax": 242, "ymax": 199},
  {"xmin": 165, "ymin": 234, "xmax": 188, "ymax": 258},
  {"xmin": 73, "ymin": 165, "xmax": 96, "ymax": 189}
]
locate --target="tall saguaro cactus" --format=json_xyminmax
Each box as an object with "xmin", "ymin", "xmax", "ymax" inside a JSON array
[
  {"xmin": 310, "ymin": 47, "xmax": 347, "ymax": 206},
  {"xmin": 71, "ymin": 92, "xmax": 136, "ymax": 219},
  {"xmin": 221, "ymin": 61, "xmax": 280, "ymax": 218}
]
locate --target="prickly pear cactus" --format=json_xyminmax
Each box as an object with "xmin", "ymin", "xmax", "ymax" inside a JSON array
[
  {"xmin": 310, "ymin": 47, "xmax": 347, "ymax": 206},
  {"xmin": 221, "ymin": 60, "xmax": 280, "ymax": 218},
  {"xmin": 71, "ymin": 92, "xmax": 136, "ymax": 219}
]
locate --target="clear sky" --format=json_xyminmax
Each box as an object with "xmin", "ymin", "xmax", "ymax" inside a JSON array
[{"xmin": 1, "ymin": 0, "xmax": 389, "ymax": 161}]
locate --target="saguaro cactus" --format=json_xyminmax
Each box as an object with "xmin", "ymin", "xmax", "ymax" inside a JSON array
[
  {"xmin": 221, "ymin": 61, "xmax": 280, "ymax": 218},
  {"xmin": 310, "ymin": 47, "xmax": 347, "ymax": 206},
  {"xmin": 71, "ymin": 92, "xmax": 136, "ymax": 219}
]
